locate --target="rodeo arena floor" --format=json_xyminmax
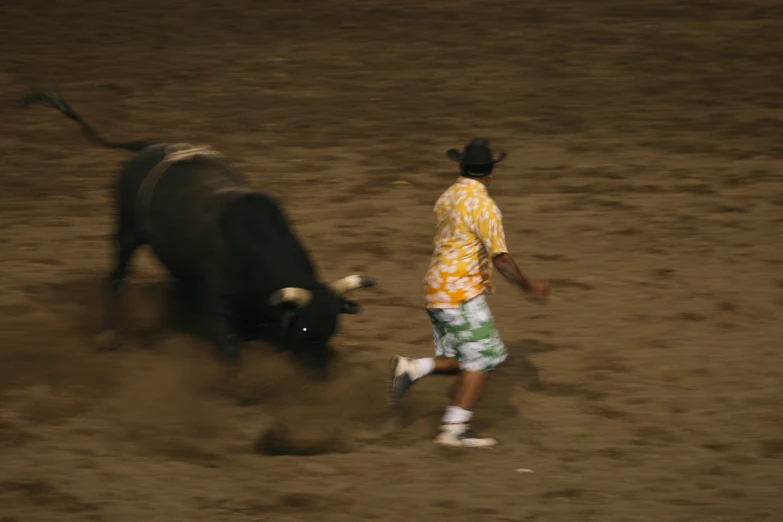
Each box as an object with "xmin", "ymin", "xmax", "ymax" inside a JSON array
[{"xmin": 1, "ymin": 1, "xmax": 782, "ymax": 521}]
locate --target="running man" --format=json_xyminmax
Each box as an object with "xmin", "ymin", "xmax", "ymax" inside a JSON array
[{"xmin": 387, "ymin": 138, "xmax": 550, "ymax": 448}]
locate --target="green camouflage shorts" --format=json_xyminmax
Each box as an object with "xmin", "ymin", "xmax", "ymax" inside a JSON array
[{"xmin": 427, "ymin": 294, "xmax": 508, "ymax": 372}]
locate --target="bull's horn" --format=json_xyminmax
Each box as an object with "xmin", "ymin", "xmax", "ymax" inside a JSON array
[
  {"xmin": 330, "ymin": 275, "xmax": 376, "ymax": 296},
  {"xmin": 269, "ymin": 287, "xmax": 312, "ymax": 307}
]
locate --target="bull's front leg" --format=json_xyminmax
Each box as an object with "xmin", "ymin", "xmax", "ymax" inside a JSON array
[{"xmin": 203, "ymin": 292, "xmax": 241, "ymax": 364}]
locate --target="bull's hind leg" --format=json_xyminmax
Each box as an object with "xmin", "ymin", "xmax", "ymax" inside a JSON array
[{"xmin": 95, "ymin": 223, "xmax": 142, "ymax": 350}]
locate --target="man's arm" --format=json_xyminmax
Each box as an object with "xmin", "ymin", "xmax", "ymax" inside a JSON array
[
  {"xmin": 474, "ymin": 201, "xmax": 550, "ymax": 299},
  {"xmin": 492, "ymin": 253, "xmax": 534, "ymax": 294}
]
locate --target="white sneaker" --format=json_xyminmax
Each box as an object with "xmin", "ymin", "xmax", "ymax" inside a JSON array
[
  {"xmin": 433, "ymin": 423, "xmax": 498, "ymax": 448},
  {"xmin": 387, "ymin": 355, "xmax": 417, "ymax": 406}
]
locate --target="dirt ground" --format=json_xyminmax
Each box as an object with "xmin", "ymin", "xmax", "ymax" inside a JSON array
[{"xmin": 1, "ymin": 0, "xmax": 782, "ymax": 520}]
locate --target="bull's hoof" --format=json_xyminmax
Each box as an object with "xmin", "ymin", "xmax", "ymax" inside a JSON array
[
  {"xmin": 216, "ymin": 346, "xmax": 241, "ymax": 366},
  {"xmin": 94, "ymin": 330, "xmax": 119, "ymax": 351},
  {"xmin": 135, "ymin": 327, "xmax": 160, "ymax": 349}
]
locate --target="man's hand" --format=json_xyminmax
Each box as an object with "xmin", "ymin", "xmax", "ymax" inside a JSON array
[
  {"xmin": 492, "ymin": 253, "xmax": 550, "ymax": 299},
  {"xmin": 532, "ymin": 280, "xmax": 550, "ymax": 299}
]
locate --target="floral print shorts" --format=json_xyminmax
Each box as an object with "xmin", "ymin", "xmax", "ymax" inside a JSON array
[{"xmin": 427, "ymin": 294, "xmax": 508, "ymax": 372}]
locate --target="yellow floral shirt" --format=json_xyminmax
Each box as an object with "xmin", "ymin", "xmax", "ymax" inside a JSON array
[{"xmin": 423, "ymin": 176, "xmax": 508, "ymax": 309}]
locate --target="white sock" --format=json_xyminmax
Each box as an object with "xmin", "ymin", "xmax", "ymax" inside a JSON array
[
  {"xmin": 442, "ymin": 406, "xmax": 473, "ymax": 425},
  {"xmin": 414, "ymin": 358, "xmax": 435, "ymax": 379}
]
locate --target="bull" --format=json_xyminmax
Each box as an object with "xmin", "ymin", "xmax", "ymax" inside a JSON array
[{"xmin": 20, "ymin": 89, "xmax": 376, "ymax": 374}]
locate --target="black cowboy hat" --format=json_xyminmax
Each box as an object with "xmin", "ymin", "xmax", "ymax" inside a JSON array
[{"xmin": 446, "ymin": 137, "xmax": 507, "ymax": 166}]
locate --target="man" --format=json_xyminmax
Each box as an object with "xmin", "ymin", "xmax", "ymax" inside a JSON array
[{"xmin": 387, "ymin": 138, "xmax": 550, "ymax": 448}]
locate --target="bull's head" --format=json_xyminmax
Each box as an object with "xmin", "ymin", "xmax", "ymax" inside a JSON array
[{"xmin": 268, "ymin": 275, "xmax": 376, "ymax": 373}]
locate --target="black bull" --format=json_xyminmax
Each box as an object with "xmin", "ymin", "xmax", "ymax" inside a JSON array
[{"xmin": 20, "ymin": 90, "xmax": 376, "ymax": 372}]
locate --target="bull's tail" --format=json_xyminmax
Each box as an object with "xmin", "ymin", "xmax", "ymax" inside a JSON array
[{"xmin": 18, "ymin": 88, "xmax": 152, "ymax": 152}]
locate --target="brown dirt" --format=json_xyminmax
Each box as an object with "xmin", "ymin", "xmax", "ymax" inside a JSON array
[{"xmin": 1, "ymin": 0, "xmax": 782, "ymax": 520}]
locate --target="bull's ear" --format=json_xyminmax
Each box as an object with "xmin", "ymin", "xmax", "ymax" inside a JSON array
[{"xmin": 339, "ymin": 298, "xmax": 360, "ymax": 315}]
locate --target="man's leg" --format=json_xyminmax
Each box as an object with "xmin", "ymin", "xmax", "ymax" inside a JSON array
[
  {"xmin": 434, "ymin": 295, "xmax": 507, "ymax": 448},
  {"xmin": 452, "ymin": 369, "xmax": 492, "ymax": 411},
  {"xmin": 387, "ymin": 309, "xmax": 459, "ymax": 405}
]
